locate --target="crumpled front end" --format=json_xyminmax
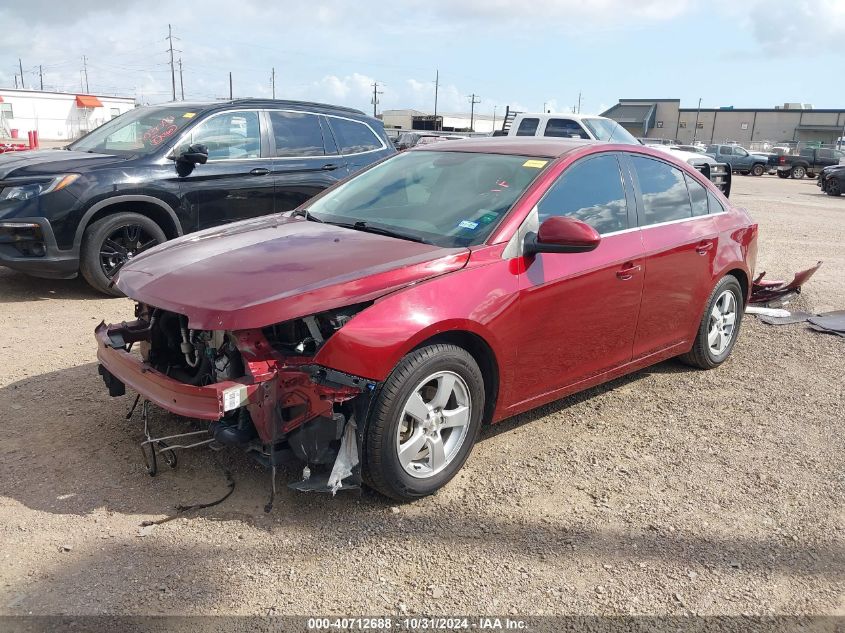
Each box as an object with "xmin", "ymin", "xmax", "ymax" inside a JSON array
[{"xmin": 96, "ymin": 301, "xmax": 378, "ymax": 495}]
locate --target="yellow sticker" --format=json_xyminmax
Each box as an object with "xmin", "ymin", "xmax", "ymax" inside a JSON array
[
  {"xmin": 182, "ymin": 112, "xmax": 196, "ymax": 118},
  {"xmin": 522, "ymin": 159, "xmax": 548, "ymax": 168}
]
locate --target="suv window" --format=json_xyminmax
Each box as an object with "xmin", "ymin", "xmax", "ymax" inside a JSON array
[
  {"xmin": 630, "ymin": 155, "xmax": 693, "ymax": 225},
  {"xmin": 706, "ymin": 145, "xmax": 718, "ymax": 153},
  {"xmin": 329, "ymin": 118, "xmax": 382, "ymax": 154},
  {"xmin": 537, "ymin": 154, "xmax": 628, "ymax": 234},
  {"xmin": 181, "ymin": 111, "xmax": 261, "ymax": 160},
  {"xmin": 685, "ymin": 173, "xmax": 709, "ymax": 217},
  {"xmin": 515, "ymin": 118, "xmax": 539, "ymax": 136},
  {"xmin": 817, "ymin": 149, "xmax": 833, "ymax": 159},
  {"xmin": 544, "ymin": 119, "xmax": 590, "ymax": 139},
  {"xmin": 720, "ymin": 146, "xmax": 732, "ymax": 155},
  {"xmin": 733, "ymin": 147, "xmax": 748, "ymax": 157},
  {"xmin": 268, "ymin": 111, "xmax": 325, "ymax": 157}
]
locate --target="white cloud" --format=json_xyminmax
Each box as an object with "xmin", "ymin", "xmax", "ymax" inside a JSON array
[{"xmin": 741, "ymin": 0, "xmax": 845, "ymax": 55}]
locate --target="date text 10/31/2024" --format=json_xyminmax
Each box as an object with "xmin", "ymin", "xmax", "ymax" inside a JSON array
[{"xmin": 306, "ymin": 617, "xmax": 529, "ymax": 630}]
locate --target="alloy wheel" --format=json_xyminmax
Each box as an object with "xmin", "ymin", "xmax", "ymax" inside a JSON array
[
  {"xmin": 396, "ymin": 371, "xmax": 472, "ymax": 479},
  {"xmin": 707, "ymin": 289, "xmax": 738, "ymax": 356},
  {"xmin": 99, "ymin": 223, "xmax": 161, "ymax": 278},
  {"xmin": 827, "ymin": 179, "xmax": 841, "ymax": 196}
]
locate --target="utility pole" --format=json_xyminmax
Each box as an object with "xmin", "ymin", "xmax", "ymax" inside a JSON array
[
  {"xmin": 178, "ymin": 58, "xmax": 184, "ymax": 100},
  {"xmin": 271, "ymin": 67, "xmax": 275, "ymax": 99},
  {"xmin": 18, "ymin": 58, "xmax": 25, "ymax": 89},
  {"xmin": 433, "ymin": 69, "xmax": 439, "ymax": 131},
  {"xmin": 577, "ymin": 91, "xmax": 582, "ymax": 114},
  {"xmin": 492, "ymin": 105, "xmax": 497, "ymax": 131},
  {"xmin": 467, "ymin": 93, "xmax": 480, "ymax": 131},
  {"xmin": 167, "ymin": 24, "xmax": 177, "ymax": 101},
  {"xmin": 229, "ymin": 72, "xmax": 233, "ymax": 99},
  {"xmin": 82, "ymin": 55, "xmax": 89, "ymax": 92},
  {"xmin": 371, "ymin": 81, "xmax": 383, "ymax": 118},
  {"xmin": 38, "ymin": 65, "xmax": 43, "ymax": 90},
  {"xmin": 692, "ymin": 97, "xmax": 702, "ymax": 143}
]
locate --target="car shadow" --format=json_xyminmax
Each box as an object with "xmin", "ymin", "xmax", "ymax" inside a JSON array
[{"xmin": 0, "ymin": 268, "xmax": 109, "ymax": 303}]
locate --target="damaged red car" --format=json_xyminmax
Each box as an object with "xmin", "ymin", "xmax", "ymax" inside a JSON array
[{"xmin": 96, "ymin": 138, "xmax": 758, "ymax": 501}]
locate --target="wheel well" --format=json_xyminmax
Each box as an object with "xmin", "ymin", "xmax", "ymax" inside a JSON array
[
  {"xmin": 726, "ymin": 268, "xmax": 749, "ymax": 305},
  {"xmin": 84, "ymin": 201, "xmax": 180, "ymax": 241},
  {"xmin": 414, "ymin": 330, "xmax": 499, "ymax": 425}
]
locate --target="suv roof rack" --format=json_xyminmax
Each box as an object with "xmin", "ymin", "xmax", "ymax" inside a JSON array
[{"xmin": 220, "ymin": 98, "xmax": 366, "ymax": 116}]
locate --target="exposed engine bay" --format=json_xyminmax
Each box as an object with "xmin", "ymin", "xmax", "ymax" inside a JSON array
[{"xmin": 96, "ymin": 301, "xmax": 378, "ymax": 506}]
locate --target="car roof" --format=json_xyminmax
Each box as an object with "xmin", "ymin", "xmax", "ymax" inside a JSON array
[
  {"xmin": 138, "ymin": 99, "xmax": 368, "ymax": 118},
  {"xmin": 413, "ymin": 136, "xmax": 597, "ymax": 157},
  {"xmin": 515, "ymin": 112, "xmax": 601, "ymax": 122}
]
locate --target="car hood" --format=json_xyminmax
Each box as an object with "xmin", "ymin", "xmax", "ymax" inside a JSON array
[
  {"xmin": 116, "ymin": 215, "xmax": 470, "ymax": 331},
  {"xmin": 0, "ymin": 149, "xmax": 128, "ymax": 179}
]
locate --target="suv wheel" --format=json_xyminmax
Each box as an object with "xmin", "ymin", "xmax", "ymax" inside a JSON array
[
  {"xmin": 826, "ymin": 178, "xmax": 842, "ymax": 196},
  {"xmin": 363, "ymin": 344, "xmax": 485, "ymax": 500},
  {"xmin": 751, "ymin": 164, "xmax": 765, "ymax": 177},
  {"xmin": 791, "ymin": 165, "xmax": 806, "ymax": 179},
  {"xmin": 80, "ymin": 212, "xmax": 167, "ymax": 296},
  {"xmin": 777, "ymin": 170, "xmax": 791, "ymax": 179},
  {"xmin": 679, "ymin": 275, "xmax": 744, "ymax": 370}
]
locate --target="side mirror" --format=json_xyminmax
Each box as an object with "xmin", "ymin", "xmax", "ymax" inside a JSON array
[
  {"xmin": 524, "ymin": 216, "xmax": 601, "ymax": 255},
  {"xmin": 177, "ymin": 143, "xmax": 208, "ymax": 165}
]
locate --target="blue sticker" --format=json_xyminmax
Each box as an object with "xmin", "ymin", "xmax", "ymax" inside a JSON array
[{"xmin": 458, "ymin": 220, "xmax": 479, "ymax": 230}]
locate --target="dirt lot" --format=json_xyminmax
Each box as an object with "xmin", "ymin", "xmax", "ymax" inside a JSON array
[{"xmin": 0, "ymin": 175, "xmax": 842, "ymax": 618}]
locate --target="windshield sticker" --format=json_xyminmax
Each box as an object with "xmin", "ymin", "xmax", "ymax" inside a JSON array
[
  {"xmin": 458, "ymin": 220, "xmax": 479, "ymax": 230},
  {"xmin": 182, "ymin": 112, "xmax": 196, "ymax": 118},
  {"xmin": 522, "ymin": 159, "xmax": 548, "ymax": 169},
  {"xmin": 143, "ymin": 117, "xmax": 178, "ymax": 146},
  {"xmin": 478, "ymin": 212, "xmax": 498, "ymax": 224}
]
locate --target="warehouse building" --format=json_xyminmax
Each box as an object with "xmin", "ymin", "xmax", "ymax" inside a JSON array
[
  {"xmin": 381, "ymin": 109, "xmax": 498, "ymax": 134},
  {"xmin": 0, "ymin": 88, "xmax": 136, "ymax": 141},
  {"xmin": 602, "ymin": 98, "xmax": 845, "ymax": 147}
]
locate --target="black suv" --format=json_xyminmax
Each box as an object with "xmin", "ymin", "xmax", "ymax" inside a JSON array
[{"xmin": 0, "ymin": 99, "xmax": 395, "ymax": 294}]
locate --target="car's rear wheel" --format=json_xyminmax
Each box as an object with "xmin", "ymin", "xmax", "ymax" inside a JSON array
[
  {"xmin": 777, "ymin": 170, "xmax": 791, "ymax": 179},
  {"xmin": 826, "ymin": 178, "xmax": 842, "ymax": 196},
  {"xmin": 751, "ymin": 164, "xmax": 765, "ymax": 177},
  {"xmin": 679, "ymin": 275, "xmax": 744, "ymax": 370},
  {"xmin": 791, "ymin": 165, "xmax": 806, "ymax": 179},
  {"xmin": 363, "ymin": 344, "xmax": 484, "ymax": 500},
  {"xmin": 80, "ymin": 212, "xmax": 167, "ymax": 296}
]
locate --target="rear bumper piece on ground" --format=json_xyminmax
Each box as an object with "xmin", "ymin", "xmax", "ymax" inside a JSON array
[{"xmin": 749, "ymin": 261, "xmax": 823, "ymax": 306}]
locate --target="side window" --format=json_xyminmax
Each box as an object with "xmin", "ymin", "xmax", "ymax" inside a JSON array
[
  {"xmin": 720, "ymin": 146, "xmax": 732, "ymax": 155},
  {"xmin": 268, "ymin": 111, "xmax": 325, "ymax": 157},
  {"xmin": 707, "ymin": 190, "xmax": 726, "ymax": 214},
  {"xmin": 182, "ymin": 111, "xmax": 261, "ymax": 160},
  {"xmin": 817, "ymin": 149, "xmax": 833, "ymax": 160},
  {"xmin": 685, "ymin": 173, "xmax": 709, "ymax": 217},
  {"xmin": 734, "ymin": 147, "xmax": 748, "ymax": 157},
  {"xmin": 544, "ymin": 119, "xmax": 590, "ymax": 139},
  {"xmin": 630, "ymin": 155, "xmax": 692, "ymax": 225},
  {"xmin": 329, "ymin": 118, "xmax": 382, "ymax": 154},
  {"xmin": 515, "ymin": 118, "xmax": 539, "ymax": 136},
  {"xmin": 537, "ymin": 154, "xmax": 628, "ymax": 234},
  {"xmin": 706, "ymin": 145, "xmax": 718, "ymax": 153}
]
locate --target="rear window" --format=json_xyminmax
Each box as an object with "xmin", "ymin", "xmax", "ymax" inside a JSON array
[
  {"xmin": 630, "ymin": 155, "xmax": 692, "ymax": 225},
  {"xmin": 685, "ymin": 173, "xmax": 709, "ymax": 217},
  {"xmin": 515, "ymin": 118, "xmax": 540, "ymax": 136},
  {"xmin": 329, "ymin": 118, "xmax": 383, "ymax": 154},
  {"xmin": 707, "ymin": 190, "xmax": 726, "ymax": 214},
  {"xmin": 268, "ymin": 111, "xmax": 325, "ymax": 157},
  {"xmin": 544, "ymin": 119, "xmax": 589, "ymax": 139}
]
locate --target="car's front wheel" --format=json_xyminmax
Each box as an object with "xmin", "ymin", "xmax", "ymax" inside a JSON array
[
  {"xmin": 80, "ymin": 212, "xmax": 167, "ymax": 296},
  {"xmin": 364, "ymin": 344, "xmax": 485, "ymax": 500},
  {"xmin": 826, "ymin": 178, "xmax": 842, "ymax": 196},
  {"xmin": 680, "ymin": 275, "xmax": 744, "ymax": 369},
  {"xmin": 751, "ymin": 164, "xmax": 765, "ymax": 177}
]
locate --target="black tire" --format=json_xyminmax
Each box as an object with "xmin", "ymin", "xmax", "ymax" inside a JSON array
[
  {"xmin": 777, "ymin": 170, "xmax": 791, "ymax": 179},
  {"xmin": 363, "ymin": 344, "xmax": 485, "ymax": 501},
  {"xmin": 679, "ymin": 275, "xmax": 744, "ymax": 370},
  {"xmin": 751, "ymin": 164, "xmax": 765, "ymax": 177},
  {"xmin": 791, "ymin": 165, "xmax": 806, "ymax": 179},
  {"xmin": 740, "ymin": 170, "xmax": 750, "ymax": 176},
  {"xmin": 80, "ymin": 212, "xmax": 167, "ymax": 296},
  {"xmin": 826, "ymin": 178, "xmax": 842, "ymax": 196}
]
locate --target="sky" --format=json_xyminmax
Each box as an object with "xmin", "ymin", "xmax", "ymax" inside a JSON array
[{"xmin": 0, "ymin": 0, "xmax": 843, "ymax": 117}]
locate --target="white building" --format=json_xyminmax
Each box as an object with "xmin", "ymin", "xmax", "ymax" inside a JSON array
[
  {"xmin": 382, "ymin": 109, "xmax": 500, "ymax": 134},
  {"xmin": 0, "ymin": 89, "xmax": 136, "ymax": 141}
]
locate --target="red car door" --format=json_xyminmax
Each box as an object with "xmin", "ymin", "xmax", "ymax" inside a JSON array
[
  {"xmin": 625, "ymin": 154, "xmax": 718, "ymax": 358},
  {"xmin": 511, "ymin": 153, "xmax": 645, "ymax": 406}
]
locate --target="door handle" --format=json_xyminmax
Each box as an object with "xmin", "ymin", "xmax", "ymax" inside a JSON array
[
  {"xmin": 321, "ymin": 163, "xmax": 343, "ymax": 171},
  {"xmin": 616, "ymin": 263, "xmax": 641, "ymax": 281},
  {"xmin": 696, "ymin": 240, "xmax": 715, "ymax": 255},
  {"xmin": 249, "ymin": 167, "xmax": 270, "ymax": 176}
]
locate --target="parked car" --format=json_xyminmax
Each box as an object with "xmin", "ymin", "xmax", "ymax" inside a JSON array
[
  {"xmin": 769, "ymin": 147, "xmax": 845, "ymax": 179},
  {"xmin": 0, "ymin": 99, "xmax": 394, "ymax": 294},
  {"xmin": 818, "ymin": 164, "xmax": 844, "ymax": 196},
  {"xmin": 704, "ymin": 144, "xmax": 770, "ymax": 176},
  {"xmin": 504, "ymin": 113, "xmax": 731, "ymax": 195},
  {"xmin": 96, "ymin": 137, "xmax": 758, "ymax": 500}
]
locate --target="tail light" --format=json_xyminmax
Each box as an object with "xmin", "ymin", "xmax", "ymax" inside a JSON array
[{"xmin": 779, "ymin": 156, "xmax": 786, "ymax": 164}]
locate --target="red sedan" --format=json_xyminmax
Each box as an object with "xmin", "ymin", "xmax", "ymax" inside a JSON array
[{"xmin": 96, "ymin": 138, "xmax": 758, "ymax": 500}]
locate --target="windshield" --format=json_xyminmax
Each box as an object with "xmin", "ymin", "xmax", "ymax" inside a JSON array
[
  {"xmin": 68, "ymin": 106, "xmax": 201, "ymax": 156},
  {"xmin": 305, "ymin": 150, "xmax": 551, "ymax": 247},
  {"xmin": 582, "ymin": 118, "xmax": 639, "ymax": 145}
]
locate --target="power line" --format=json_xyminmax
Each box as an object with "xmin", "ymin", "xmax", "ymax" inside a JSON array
[
  {"xmin": 371, "ymin": 81, "xmax": 384, "ymax": 117},
  {"xmin": 467, "ymin": 93, "xmax": 481, "ymax": 131}
]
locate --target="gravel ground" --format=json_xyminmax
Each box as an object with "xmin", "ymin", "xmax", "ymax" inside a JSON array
[{"xmin": 0, "ymin": 175, "xmax": 842, "ymax": 618}]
